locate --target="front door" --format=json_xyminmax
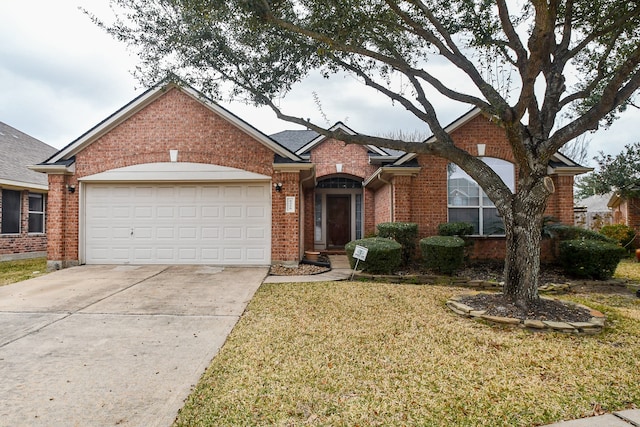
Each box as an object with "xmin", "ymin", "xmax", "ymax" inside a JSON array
[{"xmin": 326, "ymin": 195, "xmax": 351, "ymax": 248}]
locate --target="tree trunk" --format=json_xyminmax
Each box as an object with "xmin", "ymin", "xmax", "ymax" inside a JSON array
[{"xmin": 502, "ymin": 187, "xmax": 548, "ymax": 309}]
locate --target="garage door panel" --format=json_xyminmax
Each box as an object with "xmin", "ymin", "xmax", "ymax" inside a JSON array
[{"xmin": 84, "ymin": 183, "xmax": 271, "ymax": 265}]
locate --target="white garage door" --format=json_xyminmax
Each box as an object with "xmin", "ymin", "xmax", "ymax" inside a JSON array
[{"xmin": 83, "ymin": 183, "xmax": 271, "ymax": 265}]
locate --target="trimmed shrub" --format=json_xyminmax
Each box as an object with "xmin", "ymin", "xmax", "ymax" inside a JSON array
[
  {"xmin": 420, "ymin": 236, "xmax": 465, "ymax": 275},
  {"xmin": 377, "ymin": 222, "xmax": 419, "ymax": 265},
  {"xmin": 545, "ymin": 224, "xmax": 615, "ymax": 243},
  {"xmin": 599, "ymin": 224, "xmax": 637, "ymax": 250},
  {"xmin": 345, "ymin": 237, "xmax": 402, "ymax": 274},
  {"xmin": 558, "ymin": 239, "xmax": 625, "ymax": 280},
  {"xmin": 437, "ymin": 222, "xmax": 474, "ymax": 237}
]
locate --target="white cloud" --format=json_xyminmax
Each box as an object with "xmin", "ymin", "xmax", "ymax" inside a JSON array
[{"xmin": 0, "ymin": 0, "xmax": 637, "ymax": 162}]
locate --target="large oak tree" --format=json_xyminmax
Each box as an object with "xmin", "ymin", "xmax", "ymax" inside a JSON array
[{"xmin": 97, "ymin": 0, "xmax": 640, "ymax": 308}]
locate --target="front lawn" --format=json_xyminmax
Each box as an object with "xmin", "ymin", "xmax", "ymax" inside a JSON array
[
  {"xmin": 0, "ymin": 257, "xmax": 48, "ymax": 286},
  {"xmin": 614, "ymin": 257, "xmax": 640, "ymax": 282},
  {"xmin": 174, "ymin": 279, "xmax": 640, "ymax": 427}
]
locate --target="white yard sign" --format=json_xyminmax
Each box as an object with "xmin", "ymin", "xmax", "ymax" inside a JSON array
[
  {"xmin": 353, "ymin": 245, "xmax": 368, "ymax": 261},
  {"xmin": 351, "ymin": 245, "xmax": 368, "ymax": 279}
]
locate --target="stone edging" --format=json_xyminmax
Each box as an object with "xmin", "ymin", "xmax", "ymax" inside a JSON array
[{"xmin": 446, "ymin": 293, "xmax": 606, "ymax": 334}]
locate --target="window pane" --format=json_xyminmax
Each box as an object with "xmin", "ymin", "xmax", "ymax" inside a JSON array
[
  {"xmin": 482, "ymin": 208, "xmax": 505, "ymax": 235},
  {"xmin": 449, "ymin": 208, "xmax": 479, "ymax": 235},
  {"xmin": 2, "ymin": 190, "xmax": 21, "ymax": 234},
  {"xmin": 29, "ymin": 213, "xmax": 44, "ymax": 233},
  {"xmin": 29, "ymin": 193, "xmax": 43, "ymax": 211},
  {"xmin": 448, "ymin": 165, "xmax": 480, "ymax": 206},
  {"xmin": 355, "ymin": 194, "xmax": 362, "ymax": 239},
  {"xmin": 448, "ymin": 158, "xmax": 515, "ymax": 236},
  {"xmin": 483, "ymin": 158, "xmax": 515, "ymax": 192},
  {"xmin": 314, "ymin": 194, "xmax": 322, "ymax": 242}
]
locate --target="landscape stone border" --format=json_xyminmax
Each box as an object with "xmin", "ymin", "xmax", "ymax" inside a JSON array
[{"xmin": 447, "ymin": 292, "xmax": 606, "ymax": 334}]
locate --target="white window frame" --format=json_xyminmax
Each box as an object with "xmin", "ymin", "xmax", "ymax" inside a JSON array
[
  {"xmin": 28, "ymin": 192, "xmax": 46, "ymax": 234},
  {"xmin": 447, "ymin": 157, "xmax": 515, "ymax": 236}
]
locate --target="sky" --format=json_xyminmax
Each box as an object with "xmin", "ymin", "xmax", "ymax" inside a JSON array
[{"xmin": 1, "ymin": 0, "xmax": 639, "ymax": 167}]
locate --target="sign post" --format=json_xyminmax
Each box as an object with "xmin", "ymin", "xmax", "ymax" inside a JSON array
[{"xmin": 351, "ymin": 245, "xmax": 368, "ymax": 280}]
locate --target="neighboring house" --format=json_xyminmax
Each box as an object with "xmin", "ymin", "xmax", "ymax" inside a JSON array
[
  {"xmin": 32, "ymin": 81, "xmax": 589, "ymax": 270},
  {"xmin": 574, "ymin": 193, "xmax": 613, "ymax": 230},
  {"xmin": 608, "ymin": 193, "xmax": 640, "ymax": 247},
  {"xmin": 0, "ymin": 122, "xmax": 57, "ymax": 261}
]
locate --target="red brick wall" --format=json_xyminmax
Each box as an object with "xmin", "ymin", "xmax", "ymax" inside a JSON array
[
  {"xmin": 0, "ymin": 189, "xmax": 47, "ymax": 258},
  {"xmin": 616, "ymin": 198, "xmax": 640, "ymax": 247},
  {"xmin": 363, "ymin": 188, "xmax": 376, "ymax": 237},
  {"xmin": 382, "ymin": 113, "xmax": 576, "ymax": 261},
  {"xmin": 374, "ymin": 186, "xmax": 392, "ymax": 226},
  {"xmin": 548, "ymin": 175, "xmax": 575, "ymax": 224},
  {"xmin": 47, "ymin": 87, "xmax": 302, "ymax": 265},
  {"xmin": 310, "ymin": 139, "xmax": 378, "ymax": 179},
  {"xmin": 392, "ymin": 175, "xmax": 413, "ymax": 223},
  {"xmin": 271, "ymin": 172, "xmax": 301, "ymax": 262}
]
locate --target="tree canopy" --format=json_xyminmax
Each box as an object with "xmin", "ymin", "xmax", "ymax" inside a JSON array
[
  {"xmin": 576, "ymin": 142, "xmax": 640, "ymax": 200},
  {"xmin": 95, "ymin": 0, "xmax": 640, "ymax": 307}
]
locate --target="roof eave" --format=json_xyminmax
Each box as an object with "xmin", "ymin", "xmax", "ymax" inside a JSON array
[
  {"xmin": 0, "ymin": 178, "xmax": 48, "ymax": 191},
  {"xmin": 547, "ymin": 166, "xmax": 593, "ymax": 176},
  {"xmin": 46, "ymin": 82, "xmax": 301, "ymax": 164},
  {"xmin": 363, "ymin": 166, "xmax": 421, "ymax": 190},
  {"xmin": 28, "ymin": 163, "xmax": 76, "ymax": 175}
]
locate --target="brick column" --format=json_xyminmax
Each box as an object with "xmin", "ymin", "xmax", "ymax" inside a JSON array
[
  {"xmin": 392, "ymin": 175, "xmax": 413, "ymax": 222},
  {"xmin": 271, "ymin": 172, "xmax": 301, "ymax": 263},
  {"xmin": 547, "ymin": 175, "xmax": 575, "ymax": 225},
  {"xmin": 46, "ymin": 175, "xmax": 66, "ymax": 270}
]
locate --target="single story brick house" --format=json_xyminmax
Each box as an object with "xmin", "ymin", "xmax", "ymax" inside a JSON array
[
  {"xmin": 33, "ymin": 81, "xmax": 588, "ymax": 270},
  {"xmin": 608, "ymin": 193, "xmax": 640, "ymax": 247},
  {"xmin": 0, "ymin": 121, "xmax": 57, "ymax": 261}
]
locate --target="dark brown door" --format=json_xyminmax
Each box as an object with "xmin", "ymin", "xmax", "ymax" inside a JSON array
[{"xmin": 327, "ymin": 195, "xmax": 351, "ymax": 247}]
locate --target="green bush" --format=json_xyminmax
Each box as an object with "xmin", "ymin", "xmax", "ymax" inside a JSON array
[
  {"xmin": 437, "ymin": 222, "xmax": 474, "ymax": 237},
  {"xmin": 345, "ymin": 237, "xmax": 402, "ymax": 274},
  {"xmin": 545, "ymin": 224, "xmax": 615, "ymax": 243},
  {"xmin": 420, "ymin": 236, "xmax": 465, "ymax": 275},
  {"xmin": 377, "ymin": 222, "xmax": 419, "ymax": 265},
  {"xmin": 599, "ymin": 224, "xmax": 637, "ymax": 250},
  {"xmin": 558, "ymin": 239, "xmax": 626, "ymax": 280}
]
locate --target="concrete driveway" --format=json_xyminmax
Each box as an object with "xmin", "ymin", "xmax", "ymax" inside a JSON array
[{"xmin": 0, "ymin": 265, "xmax": 267, "ymax": 427}]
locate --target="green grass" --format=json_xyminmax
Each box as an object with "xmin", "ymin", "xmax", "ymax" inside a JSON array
[
  {"xmin": 0, "ymin": 257, "xmax": 48, "ymax": 286},
  {"xmin": 174, "ymin": 281, "xmax": 640, "ymax": 427}
]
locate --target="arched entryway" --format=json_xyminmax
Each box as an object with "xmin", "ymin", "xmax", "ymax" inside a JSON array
[{"xmin": 313, "ymin": 175, "xmax": 363, "ymax": 250}]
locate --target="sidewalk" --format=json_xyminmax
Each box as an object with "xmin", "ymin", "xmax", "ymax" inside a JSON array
[{"xmin": 542, "ymin": 410, "xmax": 640, "ymax": 426}]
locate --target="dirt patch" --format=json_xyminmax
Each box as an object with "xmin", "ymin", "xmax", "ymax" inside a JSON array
[{"xmin": 457, "ymin": 293, "xmax": 593, "ymax": 322}]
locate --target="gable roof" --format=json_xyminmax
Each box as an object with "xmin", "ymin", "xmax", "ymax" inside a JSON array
[
  {"xmin": 0, "ymin": 121, "xmax": 57, "ymax": 190},
  {"xmin": 576, "ymin": 193, "xmax": 614, "ymax": 211},
  {"xmin": 394, "ymin": 107, "xmax": 591, "ymax": 174},
  {"xmin": 40, "ymin": 80, "xmax": 301, "ymax": 167},
  {"xmin": 294, "ymin": 122, "xmax": 390, "ymax": 157},
  {"xmin": 270, "ymin": 129, "xmax": 319, "ymax": 153}
]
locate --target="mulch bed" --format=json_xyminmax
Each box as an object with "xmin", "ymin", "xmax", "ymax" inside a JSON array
[{"xmin": 457, "ymin": 292, "xmax": 593, "ymax": 322}]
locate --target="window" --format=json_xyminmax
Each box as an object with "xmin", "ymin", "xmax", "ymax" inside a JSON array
[
  {"xmin": 28, "ymin": 193, "xmax": 45, "ymax": 233},
  {"xmin": 447, "ymin": 158, "xmax": 515, "ymax": 235},
  {"xmin": 1, "ymin": 190, "xmax": 21, "ymax": 234}
]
